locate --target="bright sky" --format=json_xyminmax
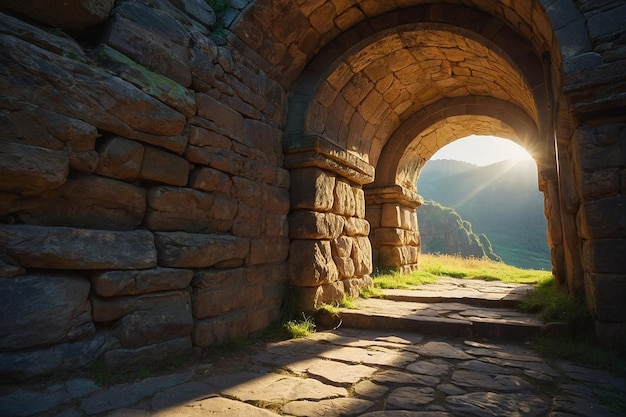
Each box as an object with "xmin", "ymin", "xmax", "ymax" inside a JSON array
[{"xmin": 430, "ymin": 135, "xmax": 533, "ymax": 166}]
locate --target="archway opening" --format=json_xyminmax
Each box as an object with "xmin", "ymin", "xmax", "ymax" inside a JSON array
[{"xmin": 417, "ymin": 135, "xmax": 550, "ymax": 270}]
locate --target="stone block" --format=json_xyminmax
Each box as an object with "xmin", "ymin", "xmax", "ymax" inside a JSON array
[
  {"xmin": 232, "ymin": 204, "xmax": 263, "ymax": 237},
  {"xmin": 112, "ymin": 294, "xmax": 193, "ymax": 348},
  {"xmin": 185, "ymin": 145, "xmax": 244, "ymax": 176},
  {"xmin": 193, "ymin": 311, "xmax": 249, "ymax": 348},
  {"xmin": 139, "ymin": 146, "xmax": 190, "ymax": 186},
  {"xmin": 290, "ymin": 167, "xmax": 336, "ymax": 211},
  {"xmin": 188, "ymin": 124, "xmax": 231, "ymax": 149},
  {"xmin": 93, "ymin": 44, "xmax": 196, "ymax": 117},
  {"xmin": 188, "ymin": 166, "xmax": 232, "ymax": 195},
  {"xmin": 0, "ymin": 332, "xmax": 106, "ymax": 381},
  {"xmin": 242, "ymin": 118, "xmax": 282, "ymax": 161},
  {"xmin": 146, "ymin": 186, "xmax": 225, "ymax": 233},
  {"xmin": 1, "ymin": 33, "xmax": 187, "ymax": 149},
  {"xmin": 595, "ymin": 321, "xmax": 626, "ymax": 351},
  {"xmin": 582, "ymin": 239, "xmax": 626, "ymax": 274},
  {"xmin": 334, "ymin": 255, "xmax": 356, "ymax": 279},
  {"xmin": 104, "ymin": 15, "xmax": 191, "ymax": 86},
  {"xmin": 366, "ymin": 205, "xmax": 382, "ymax": 228},
  {"xmin": 7, "ymin": 174, "xmax": 146, "ymax": 230},
  {"xmin": 248, "ymin": 237, "xmax": 290, "ymax": 265},
  {"xmin": 95, "ymin": 136, "xmax": 144, "ymax": 180},
  {"xmin": 263, "ymin": 184, "xmax": 290, "ymax": 213},
  {"xmin": 381, "ymin": 204, "xmax": 402, "ymax": 228},
  {"xmin": 579, "ymin": 196, "xmax": 626, "ymax": 239},
  {"xmin": 375, "ymin": 228, "xmax": 405, "ymax": 246},
  {"xmin": 344, "ymin": 217, "xmax": 371, "ymax": 237},
  {"xmin": 231, "ymin": 176, "xmax": 264, "ymax": 206},
  {"xmin": 91, "ymin": 267, "xmax": 193, "ymax": 297},
  {"xmin": 0, "ymin": 139, "xmax": 68, "ymax": 195},
  {"xmin": 197, "ymin": 93, "xmax": 244, "ymax": 141},
  {"xmin": 586, "ymin": 273, "xmax": 626, "ymax": 322},
  {"xmin": 333, "ymin": 179, "xmax": 356, "ymax": 217},
  {"xmin": 295, "ymin": 281, "xmax": 345, "ymax": 313},
  {"xmin": 379, "ymin": 245, "xmax": 403, "ymax": 268},
  {"xmin": 353, "ymin": 187, "xmax": 366, "ymax": 218},
  {"xmin": 104, "ymin": 336, "xmax": 192, "ymax": 372},
  {"xmin": 288, "ymin": 240, "xmax": 338, "ymax": 287},
  {"xmin": 0, "ymin": 274, "xmax": 93, "ymax": 351},
  {"xmin": 2, "ymin": 0, "xmax": 114, "ymax": 29},
  {"xmin": 343, "ymin": 276, "xmax": 373, "ymax": 299},
  {"xmin": 332, "ymin": 236, "xmax": 354, "ymax": 258},
  {"xmin": 91, "ymin": 290, "xmax": 190, "ymax": 323},
  {"xmin": 192, "ymin": 267, "xmax": 247, "ymax": 289},
  {"xmin": 0, "ymin": 224, "xmax": 157, "ymax": 270},
  {"xmin": 352, "ymin": 236, "xmax": 373, "ymax": 276},
  {"xmin": 154, "ymin": 231, "xmax": 249, "ymax": 268},
  {"xmin": 289, "ymin": 210, "xmax": 345, "ymax": 239},
  {"xmin": 192, "ymin": 280, "xmax": 263, "ymax": 319}
]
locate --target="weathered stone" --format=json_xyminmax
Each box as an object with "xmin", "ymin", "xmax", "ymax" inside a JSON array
[
  {"xmin": 139, "ymin": 146, "xmax": 190, "ymax": 186},
  {"xmin": 91, "ymin": 267, "xmax": 193, "ymax": 297},
  {"xmin": 104, "ymin": 337, "xmax": 193, "ymax": 374},
  {"xmin": 333, "ymin": 179, "xmax": 356, "ymax": 217},
  {"xmin": 296, "ymin": 281, "xmax": 346, "ymax": 312},
  {"xmin": 332, "ymin": 235, "xmax": 354, "ymax": 258},
  {"xmin": 0, "ymin": 34, "xmax": 187, "ymax": 150},
  {"xmin": 221, "ymin": 371, "xmax": 347, "ymax": 403},
  {"xmin": 0, "ymin": 224, "xmax": 157, "ymax": 270},
  {"xmin": 282, "ymin": 398, "xmax": 373, "ymax": 417},
  {"xmin": 5, "ymin": 174, "xmax": 146, "ymax": 230},
  {"xmin": 104, "ymin": 14, "xmax": 191, "ymax": 86},
  {"xmin": 193, "ymin": 310, "xmax": 251, "ymax": 347},
  {"xmin": 192, "ymin": 280, "xmax": 263, "ymax": 319},
  {"xmin": 579, "ymin": 196, "xmax": 626, "ymax": 239},
  {"xmin": 0, "ymin": 95, "xmax": 98, "ymax": 152},
  {"xmin": 387, "ymin": 386, "xmax": 435, "ymax": 409},
  {"xmin": 290, "ymin": 167, "xmax": 336, "ymax": 211},
  {"xmin": 0, "ymin": 332, "xmax": 106, "ymax": 381},
  {"xmin": 0, "ymin": 139, "xmax": 69, "ymax": 195},
  {"xmin": 0, "ymin": 274, "xmax": 93, "ymax": 350},
  {"xmin": 334, "ymin": 255, "xmax": 356, "ymax": 279},
  {"xmin": 582, "ymin": 239, "xmax": 626, "ymax": 273},
  {"xmin": 586, "ymin": 273, "xmax": 626, "ymax": 322},
  {"xmin": 344, "ymin": 217, "xmax": 371, "ymax": 236},
  {"xmin": 112, "ymin": 295, "xmax": 193, "ymax": 348},
  {"xmin": 170, "ymin": 0, "xmax": 216, "ymax": 28},
  {"xmin": 353, "ymin": 187, "xmax": 366, "ymax": 218},
  {"xmin": 353, "ymin": 380, "xmax": 389, "ymax": 399},
  {"xmin": 232, "ymin": 203, "xmax": 263, "ymax": 236},
  {"xmin": 306, "ymin": 360, "xmax": 377, "ymax": 384},
  {"xmin": 80, "ymin": 368, "xmax": 193, "ymax": 415},
  {"xmin": 289, "ymin": 240, "xmax": 338, "ymax": 286},
  {"xmin": 352, "ymin": 236, "xmax": 373, "ymax": 276},
  {"xmin": 289, "ymin": 210, "xmax": 345, "ymax": 239},
  {"xmin": 2, "ymin": 0, "xmax": 114, "ymax": 29},
  {"xmin": 197, "ymin": 93, "xmax": 244, "ymax": 141},
  {"xmin": 446, "ymin": 392, "xmax": 549, "ymax": 417},
  {"xmin": 406, "ymin": 359, "xmax": 453, "ymax": 376},
  {"xmin": 242, "ymin": 118, "xmax": 283, "ymax": 163},
  {"xmin": 151, "ymin": 396, "xmax": 281, "ymax": 417},
  {"xmin": 375, "ymin": 228, "xmax": 405, "ymax": 246},
  {"xmin": 95, "ymin": 136, "xmax": 144, "ymax": 180},
  {"xmin": 188, "ymin": 166, "xmax": 232, "ymax": 194},
  {"xmin": 145, "ymin": 186, "xmax": 229, "ymax": 233},
  {"xmin": 417, "ymin": 341, "xmax": 473, "ymax": 360},
  {"xmin": 93, "ymin": 44, "xmax": 196, "ymax": 117},
  {"xmin": 451, "ymin": 370, "xmax": 532, "ymax": 392},
  {"xmin": 154, "ymin": 231, "xmax": 249, "ymax": 268},
  {"xmin": 248, "ymin": 237, "xmax": 290, "ymax": 265},
  {"xmin": 91, "ymin": 287, "xmax": 180, "ymax": 323}
]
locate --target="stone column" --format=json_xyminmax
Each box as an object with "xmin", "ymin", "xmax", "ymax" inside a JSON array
[
  {"xmin": 365, "ymin": 185, "xmax": 423, "ymax": 275},
  {"xmin": 285, "ymin": 136, "xmax": 375, "ymax": 313}
]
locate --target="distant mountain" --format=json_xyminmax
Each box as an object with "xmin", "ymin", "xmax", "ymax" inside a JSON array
[{"xmin": 417, "ymin": 159, "xmax": 551, "ymax": 270}]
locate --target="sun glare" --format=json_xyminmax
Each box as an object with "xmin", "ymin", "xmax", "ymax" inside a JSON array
[{"xmin": 431, "ymin": 135, "xmax": 533, "ymax": 166}]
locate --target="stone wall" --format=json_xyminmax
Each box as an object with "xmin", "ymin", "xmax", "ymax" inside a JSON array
[{"xmin": 0, "ymin": 1, "xmax": 289, "ymax": 380}]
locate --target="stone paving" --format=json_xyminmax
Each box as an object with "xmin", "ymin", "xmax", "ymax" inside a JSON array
[{"xmin": 2, "ymin": 279, "xmax": 626, "ymax": 417}]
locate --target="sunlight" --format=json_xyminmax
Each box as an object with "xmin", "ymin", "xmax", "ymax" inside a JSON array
[{"xmin": 430, "ymin": 135, "xmax": 533, "ymax": 166}]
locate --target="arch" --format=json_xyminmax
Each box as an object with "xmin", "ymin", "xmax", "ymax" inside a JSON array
[{"xmin": 372, "ymin": 96, "xmax": 540, "ymax": 191}]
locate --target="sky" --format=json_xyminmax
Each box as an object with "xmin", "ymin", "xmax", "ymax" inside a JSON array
[{"xmin": 430, "ymin": 135, "xmax": 534, "ymax": 166}]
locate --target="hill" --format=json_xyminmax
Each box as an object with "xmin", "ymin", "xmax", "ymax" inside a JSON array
[
  {"xmin": 418, "ymin": 200, "xmax": 501, "ymax": 261},
  {"xmin": 417, "ymin": 159, "xmax": 551, "ymax": 270}
]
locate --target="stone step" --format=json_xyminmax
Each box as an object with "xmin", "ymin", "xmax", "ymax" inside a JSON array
[
  {"xmin": 380, "ymin": 288, "xmax": 526, "ymax": 308},
  {"xmin": 338, "ymin": 297, "xmax": 548, "ymax": 341}
]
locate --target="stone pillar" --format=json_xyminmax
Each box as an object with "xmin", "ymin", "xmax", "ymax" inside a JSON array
[
  {"xmin": 365, "ymin": 185, "xmax": 423, "ymax": 275},
  {"xmin": 285, "ymin": 136, "xmax": 375, "ymax": 313}
]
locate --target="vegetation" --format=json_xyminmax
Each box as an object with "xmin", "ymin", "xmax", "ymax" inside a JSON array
[
  {"xmin": 283, "ymin": 314, "xmax": 316, "ymax": 338},
  {"xmin": 418, "ymin": 159, "xmax": 551, "ymax": 270},
  {"xmin": 371, "ymin": 254, "xmax": 551, "ymax": 288}
]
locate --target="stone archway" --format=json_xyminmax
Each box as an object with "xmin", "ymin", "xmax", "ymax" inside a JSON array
[
  {"xmin": 228, "ymin": 0, "xmax": 625, "ymax": 345},
  {"xmin": 278, "ymin": 3, "xmax": 558, "ymax": 312}
]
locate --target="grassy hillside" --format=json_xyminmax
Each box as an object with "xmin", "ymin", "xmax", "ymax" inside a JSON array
[{"xmin": 417, "ymin": 159, "xmax": 551, "ymax": 270}]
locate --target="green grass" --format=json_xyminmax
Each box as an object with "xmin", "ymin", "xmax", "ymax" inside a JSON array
[
  {"xmin": 283, "ymin": 314, "xmax": 316, "ymax": 338},
  {"xmin": 369, "ymin": 254, "xmax": 551, "ymax": 291}
]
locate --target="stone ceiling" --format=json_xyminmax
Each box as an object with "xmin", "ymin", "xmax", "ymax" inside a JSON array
[{"xmin": 230, "ymin": 1, "xmax": 557, "ymax": 188}]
